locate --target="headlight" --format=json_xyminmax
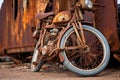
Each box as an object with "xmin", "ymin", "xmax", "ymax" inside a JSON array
[
  {"xmin": 85, "ymin": 0, "xmax": 93, "ymax": 9},
  {"xmin": 78, "ymin": 0, "xmax": 93, "ymax": 9}
]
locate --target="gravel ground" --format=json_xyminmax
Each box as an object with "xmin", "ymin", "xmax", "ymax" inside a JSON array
[{"xmin": 0, "ymin": 62, "xmax": 120, "ymax": 80}]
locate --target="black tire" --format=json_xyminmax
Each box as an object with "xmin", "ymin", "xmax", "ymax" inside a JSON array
[{"xmin": 60, "ymin": 25, "xmax": 110, "ymax": 76}]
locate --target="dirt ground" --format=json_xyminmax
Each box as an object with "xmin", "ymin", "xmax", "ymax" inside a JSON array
[{"xmin": 0, "ymin": 62, "xmax": 120, "ymax": 80}]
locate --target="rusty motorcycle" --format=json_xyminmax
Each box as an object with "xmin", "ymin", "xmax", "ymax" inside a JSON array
[{"xmin": 31, "ymin": 0, "xmax": 110, "ymax": 76}]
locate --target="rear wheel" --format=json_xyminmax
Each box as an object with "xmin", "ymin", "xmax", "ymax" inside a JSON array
[
  {"xmin": 60, "ymin": 25, "xmax": 110, "ymax": 76},
  {"xmin": 31, "ymin": 44, "xmax": 45, "ymax": 72}
]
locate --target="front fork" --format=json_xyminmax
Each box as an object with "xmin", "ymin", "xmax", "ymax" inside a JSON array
[
  {"xmin": 58, "ymin": 21, "xmax": 87, "ymax": 63},
  {"xmin": 71, "ymin": 7, "xmax": 86, "ymax": 47},
  {"xmin": 72, "ymin": 21, "xmax": 86, "ymax": 47}
]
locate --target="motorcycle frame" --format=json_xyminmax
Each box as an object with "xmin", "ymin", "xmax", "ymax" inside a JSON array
[{"xmin": 35, "ymin": 7, "xmax": 88, "ymax": 63}]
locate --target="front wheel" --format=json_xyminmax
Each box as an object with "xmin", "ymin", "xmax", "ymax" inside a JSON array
[{"xmin": 60, "ymin": 25, "xmax": 110, "ymax": 76}]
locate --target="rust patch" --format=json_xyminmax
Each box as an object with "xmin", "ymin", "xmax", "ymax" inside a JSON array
[{"xmin": 95, "ymin": 0, "xmax": 120, "ymax": 52}]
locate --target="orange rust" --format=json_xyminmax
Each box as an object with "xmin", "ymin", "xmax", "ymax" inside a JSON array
[
  {"xmin": 52, "ymin": 11, "xmax": 72, "ymax": 24},
  {"xmin": 0, "ymin": 0, "xmax": 119, "ymax": 55},
  {"xmin": 95, "ymin": 0, "xmax": 120, "ymax": 52}
]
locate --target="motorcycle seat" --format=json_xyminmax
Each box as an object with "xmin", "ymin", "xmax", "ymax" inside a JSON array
[{"xmin": 36, "ymin": 11, "xmax": 55, "ymax": 20}]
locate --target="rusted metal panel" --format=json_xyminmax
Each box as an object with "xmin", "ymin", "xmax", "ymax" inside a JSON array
[
  {"xmin": 95, "ymin": 0, "xmax": 120, "ymax": 52},
  {"xmin": 0, "ymin": 0, "xmax": 52, "ymax": 55},
  {"xmin": 0, "ymin": 0, "xmax": 35, "ymax": 55},
  {"xmin": 0, "ymin": 0, "xmax": 119, "ymax": 55}
]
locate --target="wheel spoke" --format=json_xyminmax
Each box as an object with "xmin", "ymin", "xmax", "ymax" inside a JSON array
[
  {"xmin": 64, "ymin": 28, "xmax": 104, "ymax": 70},
  {"xmin": 60, "ymin": 26, "xmax": 110, "ymax": 76}
]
